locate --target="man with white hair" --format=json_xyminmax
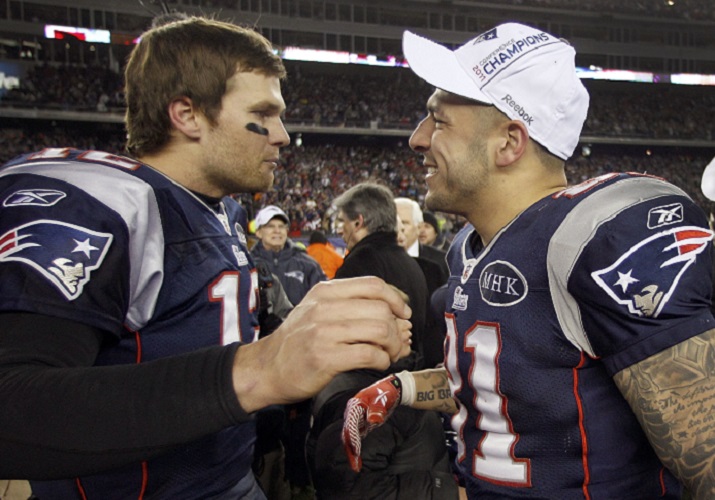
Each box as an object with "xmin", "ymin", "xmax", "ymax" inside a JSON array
[
  {"xmin": 395, "ymin": 197, "xmax": 450, "ymax": 368},
  {"xmin": 394, "ymin": 197, "xmax": 449, "ymax": 285}
]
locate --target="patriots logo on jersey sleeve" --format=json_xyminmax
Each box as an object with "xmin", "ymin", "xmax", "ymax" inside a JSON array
[
  {"xmin": 592, "ymin": 226, "xmax": 713, "ymax": 317},
  {"xmin": 0, "ymin": 220, "xmax": 113, "ymax": 300}
]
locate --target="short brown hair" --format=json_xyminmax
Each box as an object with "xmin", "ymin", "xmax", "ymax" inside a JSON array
[{"xmin": 124, "ymin": 17, "xmax": 286, "ymax": 157}]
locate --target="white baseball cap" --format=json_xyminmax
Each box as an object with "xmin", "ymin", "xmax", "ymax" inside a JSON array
[
  {"xmin": 402, "ymin": 23, "xmax": 589, "ymax": 160},
  {"xmin": 255, "ymin": 205, "xmax": 289, "ymax": 228},
  {"xmin": 700, "ymin": 156, "xmax": 715, "ymax": 202}
]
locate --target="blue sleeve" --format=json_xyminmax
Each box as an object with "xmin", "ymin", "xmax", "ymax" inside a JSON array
[
  {"xmin": 0, "ymin": 173, "xmax": 130, "ymax": 336},
  {"xmin": 571, "ymin": 191, "xmax": 715, "ymax": 374}
]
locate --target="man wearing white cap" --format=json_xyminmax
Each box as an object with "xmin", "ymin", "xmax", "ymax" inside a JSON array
[
  {"xmin": 343, "ymin": 23, "xmax": 715, "ymax": 499},
  {"xmin": 251, "ymin": 205, "xmax": 327, "ymax": 496}
]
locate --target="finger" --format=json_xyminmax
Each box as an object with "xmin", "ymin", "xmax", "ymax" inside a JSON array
[
  {"xmin": 397, "ymin": 319, "xmax": 412, "ymax": 343},
  {"xmin": 328, "ymin": 318, "xmax": 406, "ymax": 364},
  {"xmin": 391, "ymin": 318, "xmax": 413, "ymax": 362},
  {"xmin": 325, "ymin": 342, "xmax": 393, "ymax": 373},
  {"xmin": 394, "ymin": 342, "xmax": 412, "ymax": 363},
  {"xmin": 342, "ymin": 400, "xmax": 365, "ymax": 472},
  {"xmin": 309, "ymin": 277, "xmax": 412, "ymax": 320},
  {"xmin": 366, "ymin": 407, "xmax": 387, "ymax": 426},
  {"xmin": 386, "ymin": 283, "xmax": 410, "ymax": 305}
]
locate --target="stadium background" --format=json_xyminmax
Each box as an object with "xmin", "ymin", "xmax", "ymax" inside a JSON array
[{"xmin": 1, "ymin": 0, "xmax": 714, "ymax": 244}]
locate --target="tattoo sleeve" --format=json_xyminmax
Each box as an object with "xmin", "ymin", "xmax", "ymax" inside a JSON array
[
  {"xmin": 412, "ymin": 368, "xmax": 458, "ymax": 413},
  {"xmin": 613, "ymin": 328, "xmax": 715, "ymax": 499}
]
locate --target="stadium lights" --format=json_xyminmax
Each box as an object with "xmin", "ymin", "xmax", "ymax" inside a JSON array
[
  {"xmin": 40, "ymin": 25, "xmax": 715, "ymax": 86},
  {"xmin": 44, "ymin": 25, "xmax": 110, "ymax": 44}
]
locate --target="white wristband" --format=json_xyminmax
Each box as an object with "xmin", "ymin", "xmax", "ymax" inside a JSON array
[{"xmin": 395, "ymin": 370, "xmax": 416, "ymax": 406}]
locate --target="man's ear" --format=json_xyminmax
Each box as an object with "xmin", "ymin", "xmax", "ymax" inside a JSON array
[
  {"xmin": 168, "ymin": 96, "xmax": 202, "ymax": 140},
  {"xmin": 495, "ymin": 120, "xmax": 529, "ymax": 167}
]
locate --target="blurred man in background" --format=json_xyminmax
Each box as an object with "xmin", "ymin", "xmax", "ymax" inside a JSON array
[
  {"xmin": 252, "ymin": 205, "xmax": 326, "ymax": 306},
  {"xmin": 395, "ymin": 197, "xmax": 449, "ymax": 285},
  {"xmin": 419, "ymin": 211, "xmax": 449, "ymax": 251}
]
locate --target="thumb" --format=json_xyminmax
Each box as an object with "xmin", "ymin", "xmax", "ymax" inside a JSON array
[{"xmin": 365, "ymin": 405, "xmax": 388, "ymax": 426}]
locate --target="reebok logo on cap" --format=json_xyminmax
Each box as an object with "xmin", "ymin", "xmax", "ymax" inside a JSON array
[{"xmin": 501, "ymin": 95, "xmax": 534, "ymax": 125}]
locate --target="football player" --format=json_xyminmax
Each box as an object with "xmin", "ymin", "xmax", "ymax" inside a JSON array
[
  {"xmin": 343, "ymin": 23, "xmax": 715, "ymax": 499},
  {"xmin": 0, "ymin": 16, "xmax": 411, "ymax": 498}
]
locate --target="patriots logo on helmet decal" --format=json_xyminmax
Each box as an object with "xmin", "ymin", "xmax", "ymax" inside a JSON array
[
  {"xmin": 0, "ymin": 220, "xmax": 113, "ymax": 300},
  {"xmin": 592, "ymin": 226, "xmax": 713, "ymax": 317}
]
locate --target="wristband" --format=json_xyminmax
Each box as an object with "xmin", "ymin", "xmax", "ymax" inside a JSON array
[{"xmin": 395, "ymin": 370, "xmax": 416, "ymax": 406}]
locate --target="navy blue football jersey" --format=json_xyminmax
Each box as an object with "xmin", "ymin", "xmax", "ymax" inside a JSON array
[
  {"xmin": 0, "ymin": 148, "xmax": 260, "ymax": 498},
  {"xmin": 444, "ymin": 173, "xmax": 714, "ymax": 499}
]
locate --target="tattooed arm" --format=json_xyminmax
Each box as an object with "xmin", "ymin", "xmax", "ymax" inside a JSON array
[
  {"xmin": 409, "ymin": 367, "xmax": 459, "ymax": 414},
  {"xmin": 613, "ymin": 328, "xmax": 715, "ymax": 499}
]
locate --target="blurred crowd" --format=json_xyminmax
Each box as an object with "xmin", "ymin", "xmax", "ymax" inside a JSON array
[
  {"xmin": 2, "ymin": 63, "xmax": 713, "ymax": 141},
  {"xmin": 246, "ymin": 145, "xmax": 715, "ymax": 238},
  {"xmin": 166, "ymin": 0, "xmax": 715, "ymax": 22},
  {"xmin": 2, "ymin": 54, "xmax": 713, "ymax": 237},
  {"xmin": 1, "ymin": 125, "xmax": 713, "ymax": 241},
  {"xmin": 282, "ymin": 66, "xmax": 427, "ymax": 130},
  {"xmin": 512, "ymin": 0, "xmax": 714, "ymax": 21},
  {"xmin": 0, "ymin": 65, "xmax": 125, "ymax": 112}
]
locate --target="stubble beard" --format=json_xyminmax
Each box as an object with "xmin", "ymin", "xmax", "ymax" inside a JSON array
[
  {"xmin": 425, "ymin": 140, "xmax": 489, "ymax": 216},
  {"xmin": 224, "ymin": 162, "xmax": 274, "ymax": 196}
]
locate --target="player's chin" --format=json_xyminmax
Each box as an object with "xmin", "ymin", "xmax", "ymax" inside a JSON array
[
  {"xmin": 424, "ymin": 191, "xmax": 444, "ymax": 212},
  {"xmin": 250, "ymin": 172, "xmax": 274, "ymax": 192}
]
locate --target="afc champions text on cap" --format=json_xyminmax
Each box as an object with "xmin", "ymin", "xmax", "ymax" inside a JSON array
[{"xmin": 402, "ymin": 23, "xmax": 590, "ymax": 160}]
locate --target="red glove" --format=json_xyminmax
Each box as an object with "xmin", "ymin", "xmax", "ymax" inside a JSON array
[{"xmin": 341, "ymin": 374, "xmax": 402, "ymax": 473}]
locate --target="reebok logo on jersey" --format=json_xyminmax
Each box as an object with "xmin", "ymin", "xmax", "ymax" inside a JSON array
[
  {"xmin": 0, "ymin": 220, "xmax": 112, "ymax": 300},
  {"xmin": 647, "ymin": 203, "xmax": 683, "ymax": 229},
  {"xmin": 3, "ymin": 189, "xmax": 66, "ymax": 207},
  {"xmin": 479, "ymin": 260, "xmax": 528, "ymax": 307},
  {"xmin": 592, "ymin": 226, "xmax": 712, "ymax": 317}
]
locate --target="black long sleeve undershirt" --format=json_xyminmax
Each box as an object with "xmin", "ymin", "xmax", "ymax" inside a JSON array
[{"xmin": 0, "ymin": 312, "xmax": 251, "ymax": 479}]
